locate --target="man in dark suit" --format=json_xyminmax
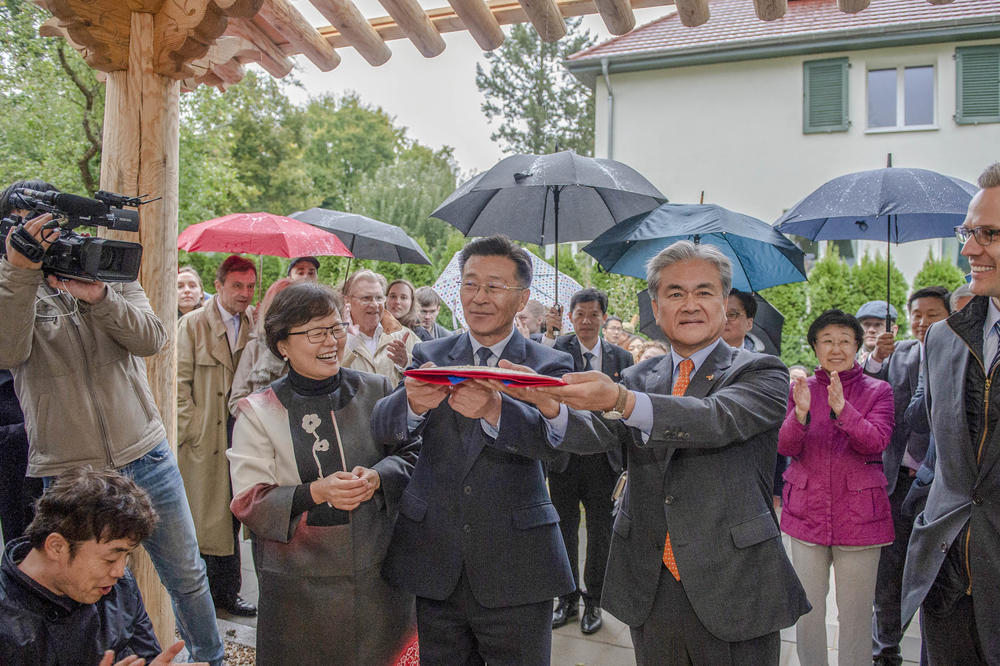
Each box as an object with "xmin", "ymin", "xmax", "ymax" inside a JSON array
[
  {"xmin": 865, "ymin": 286, "xmax": 949, "ymax": 665},
  {"xmin": 371, "ymin": 235, "xmax": 609, "ymax": 666},
  {"xmin": 902, "ymin": 163, "xmax": 1000, "ymax": 663},
  {"xmin": 535, "ymin": 240, "xmax": 809, "ymax": 664},
  {"xmin": 541, "ymin": 287, "xmax": 633, "ymax": 635}
]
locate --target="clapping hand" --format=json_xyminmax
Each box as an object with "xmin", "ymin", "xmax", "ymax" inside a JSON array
[
  {"xmin": 386, "ymin": 331, "xmax": 410, "ymax": 368},
  {"xmin": 792, "ymin": 375, "xmax": 811, "ymax": 425},
  {"xmin": 827, "ymin": 371, "xmax": 845, "ymax": 417}
]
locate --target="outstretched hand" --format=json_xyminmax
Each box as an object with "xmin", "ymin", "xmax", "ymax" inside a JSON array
[
  {"xmin": 474, "ymin": 360, "xmax": 561, "ymax": 418},
  {"xmin": 98, "ymin": 640, "xmax": 206, "ymax": 666},
  {"xmin": 537, "ymin": 370, "xmax": 621, "ymax": 413}
]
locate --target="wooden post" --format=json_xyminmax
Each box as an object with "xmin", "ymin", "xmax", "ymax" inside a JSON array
[{"xmin": 99, "ymin": 10, "xmax": 181, "ymax": 645}]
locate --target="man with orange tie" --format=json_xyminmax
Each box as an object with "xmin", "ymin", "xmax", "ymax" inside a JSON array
[{"xmin": 536, "ymin": 241, "xmax": 810, "ymax": 664}]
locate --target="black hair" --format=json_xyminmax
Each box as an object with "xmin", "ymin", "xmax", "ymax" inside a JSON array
[
  {"xmin": 25, "ymin": 468, "xmax": 157, "ymax": 557},
  {"xmin": 604, "ymin": 316, "xmax": 622, "ymax": 327},
  {"xmin": 807, "ymin": 309, "xmax": 865, "ymax": 351},
  {"xmin": 0, "ymin": 179, "xmax": 58, "ymax": 220},
  {"xmin": 569, "ymin": 287, "xmax": 608, "ymax": 315},
  {"xmin": 907, "ymin": 286, "xmax": 951, "ymax": 314},
  {"xmin": 265, "ymin": 282, "xmax": 342, "ymax": 357},
  {"xmin": 458, "ymin": 235, "xmax": 532, "ymax": 288},
  {"xmin": 728, "ymin": 289, "xmax": 757, "ymax": 319}
]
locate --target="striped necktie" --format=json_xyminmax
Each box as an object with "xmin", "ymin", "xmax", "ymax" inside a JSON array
[{"xmin": 662, "ymin": 358, "xmax": 694, "ymax": 581}]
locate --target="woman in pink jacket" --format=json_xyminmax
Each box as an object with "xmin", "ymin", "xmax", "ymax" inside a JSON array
[{"xmin": 779, "ymin": 308, "xmax": 895, "ymax": 666}]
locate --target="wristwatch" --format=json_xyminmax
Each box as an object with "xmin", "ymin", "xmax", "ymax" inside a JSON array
[{"xmin": 602, "ymin": 383, "xmax": 629, "ymax": 420}]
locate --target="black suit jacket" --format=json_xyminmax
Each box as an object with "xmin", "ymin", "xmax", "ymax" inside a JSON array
[
  {"xmin": 550, "ymin": 334, "xmax": 633, "ymax": 473},
  {"xmin": 559, "ymin": 343, "xmax": 810, "ymax": 640},
  {"xmin": 372, "ymin": 330, "xmax": 611, "ymax": 608}
]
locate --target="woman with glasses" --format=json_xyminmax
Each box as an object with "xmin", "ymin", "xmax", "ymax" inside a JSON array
[
  {"xmin": 228, "ymin": 282, "xmax": 419, "ymax": 665},
  {"xmin": 779, "ymin": 309, "xmax": 895, "ymax": 666}
]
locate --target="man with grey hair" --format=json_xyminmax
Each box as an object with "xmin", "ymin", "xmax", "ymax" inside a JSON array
[
  {"xmin": 951, "ymin": 283, "xmax": 974, "ymax": 312},
  {"xmin": 901, "ymin": 162, "xmax": 1000, "ymax": 662},
  {"xmin": 525, "ymin": 240, "xmax": 809, "ymax": 664},
  {"xmin": 340, "ymin": 269, "xmax": 414, "ymax": 385}
]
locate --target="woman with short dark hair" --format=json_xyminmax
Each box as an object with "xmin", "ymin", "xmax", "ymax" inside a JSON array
[
  {"xmin": 780, "ymin": 308, "xmax": 895, "ymax": 665},
  {"xmin": 228, "ymin": 282, "xmax": 418, "ymax": 664}
]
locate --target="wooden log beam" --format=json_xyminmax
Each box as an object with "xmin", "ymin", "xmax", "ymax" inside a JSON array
[
  {"xmin": 377, "ymin": 0, "xmax": 446, "ymax": 57},
  {"xmin": 259, "ymin": 0, "xmax": 341, "ymax": 70},
  {"xmin": 517, "ymin": 0, "xmax": 567, "ymax": 41},
  {"xmin": 311, "ymin": 0, "xmax": 391, "ymax": 66},
  {"xmin": 674, "ymin": 0, "xmax": 708, "ymax": 26},
  {"xmin": 225, "ymin": 17, "xmax": 293, "ymax": 78},
  {"xmin": 925, "ymin": 0, "xmax": 955, "ymax": 4},
  {"xmin": 447, "ymin": 0, "xmax": 504, "ymax": 51},
  {"xmin": 99, "ymin": 10, "xmax": 180, "ymax": 646},
  {"xmin": 838, "ymin": 0, "xmax": 870, "ymax": 13},
  {"xmin": 316, "ymin": 0, "xmax": 672, "ymax": 49},
  {"xmin": 592, "ymin": 0, "xmax": 635, "ymax": 35},
  {"xmin": 752, "ymin": 0, "xmax": 786, "ymax": 21}
]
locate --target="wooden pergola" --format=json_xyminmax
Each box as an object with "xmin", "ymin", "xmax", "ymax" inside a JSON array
[{"xmin": 33, "ymin": 0, "xmax": 959, "ymax": 647}]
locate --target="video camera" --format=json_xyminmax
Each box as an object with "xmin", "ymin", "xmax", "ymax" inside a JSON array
[{"xmin": 1, "ymin": 188, "xmax": 148, "ymax": 282}]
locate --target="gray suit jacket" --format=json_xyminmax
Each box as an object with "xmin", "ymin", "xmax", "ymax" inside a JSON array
[
  {"xmin": 559, "ymin": 342, "xmax": 809, "ymax": 640},
  {"xmin": 901, "ymin": 299, "xmax": 1000, "ymax": 654},
  {"xmin": 866, "ymin": 339, "xmax": 929, "ymax": 494}
]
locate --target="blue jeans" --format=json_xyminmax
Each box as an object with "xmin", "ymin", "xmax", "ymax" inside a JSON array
[{"xmin": 46, "ymin": 440, "xmax": 224, "ymax": 665}]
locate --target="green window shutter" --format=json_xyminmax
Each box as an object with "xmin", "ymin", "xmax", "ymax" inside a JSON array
[
  {"xmin": 956, "ymin": 45, "xmax": 1000, "ymax": 125},
  {"xmin": 803, "ymin": 58, "xmax": 849, "ymax": 134}
]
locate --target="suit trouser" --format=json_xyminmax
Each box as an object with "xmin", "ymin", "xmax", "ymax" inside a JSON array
[
  {"xmin": 790, "ymin": 537, "xmax": 882, "ymax": 666},
  {"xmin": 204, "ymin": 413, "xmax": 241, "ymax": 605},
  {"xmin": 549, "ymin": 452, "xmax": 616, "ymax": 606},
  {"xmin": 415, "ymin": 568, "xmax": 551, "ymax": 666},
  {"xmin": 873, "ymin": 471, "xmax": 916, "ymax": 664},
  {"xmin": 630, "ymin": 566, "xmax": 780, "ymax": 665}
]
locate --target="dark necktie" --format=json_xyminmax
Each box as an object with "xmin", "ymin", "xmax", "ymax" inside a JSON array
[
  {"xmin": 476, "ymin": 346, "xmax": 493, "ymax": 367},
  {"xmin": 583, "ymin": 351, "xmax": 594, "ymax": 372}
]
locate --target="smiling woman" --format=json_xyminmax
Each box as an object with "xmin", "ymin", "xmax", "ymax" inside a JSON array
[{"xmin": 228, "ymin": 282, "xmax": 419, "ymax": 665}]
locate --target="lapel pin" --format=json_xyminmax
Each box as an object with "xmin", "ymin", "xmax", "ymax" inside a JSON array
[{"xmin": 705, "ymin": 374, "xmax": 714, "ymax": 381}]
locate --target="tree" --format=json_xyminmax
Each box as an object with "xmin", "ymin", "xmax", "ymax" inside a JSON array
[
  {"xmin": 0, "ymin": 0, "xmax": 103, "ymax": 193},
  {"xmin": 912, "ymin": 250, "xmax": 967, "ymax": 292},
  {"xmin": 849, "ymin": 251, "xmax": 909, "ymax": 336},
  {"xmin": 760, "ymin": 281, "xmax": 811, "ymax": 368},
  {"xmin": 475, "ymin": 18, "xmax": 595, "ymax": 156}
]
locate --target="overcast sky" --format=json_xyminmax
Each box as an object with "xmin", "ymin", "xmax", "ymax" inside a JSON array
[{"xmin": 286, "ymin": 0, "xmax": 669, "ymax": 176}]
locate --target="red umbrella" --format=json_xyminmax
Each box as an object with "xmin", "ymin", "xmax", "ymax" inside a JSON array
[{"xmin": 178, "ymin": 212, "xmax": 353, "ymax": 258}]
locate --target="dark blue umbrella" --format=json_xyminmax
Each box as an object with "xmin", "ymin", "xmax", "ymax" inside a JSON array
[
  {"xmin": 583, "ymin": 203, "xmax": 807, "ymax": 292},
  {"xmin": 774, "ymin": 166, "xmax": 978, "ymax": 324}
]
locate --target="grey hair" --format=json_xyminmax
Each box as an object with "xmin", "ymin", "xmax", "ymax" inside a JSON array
[
  {"xmin": 646, "ymin": 240, "xmax": 733, "ymax": 299},
  {"xmin": 342, "ymin": 269, "xmax": 387, "ymax": 298},
  {"xmin": 979, "ymin": 162, "xmax": 1000, "ymax": 189},
  {"xmin": 950, "ymin": 283, "xmax": 973, "ymax": 310}
]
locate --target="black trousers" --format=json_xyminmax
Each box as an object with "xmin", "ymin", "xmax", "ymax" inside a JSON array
[
  {"xmin": 205, "ymin": 413, "xmax": 241, "ymax": 604},
  {"xmin": 923, "ymin": 594, "xmax": 990, "ymax": 665},
  {"xmin": 631, "ymin": 566, "xmax": 780, "ymax": 665},
  {"xmin": 873, "ymin": 471, "xmax": 916, "ymax": 664},
  {"xmin": 415, "ymin": 568, "xmax": 551, "ymax": 666},
  {"xmin": 0, "ymin": 424, "xmax": 42, "ymax": 543},
  {"xmin": 548, "ymin": 452, "xmax": 616, "ymax": 605}
]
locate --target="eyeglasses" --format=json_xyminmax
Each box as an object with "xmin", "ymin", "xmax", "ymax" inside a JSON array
[
  {"xmin": 351, "ymin": 295, "xmax": 386, "ymax": 305},
  {"xmin": 725, "ymin": 311, "xmax": 745, "ymax": 321},
  {"xmin": 955, "ymin": 225, "xmax": 1000, "ymax": 247},
  {"xmin": 287, "ymin": 323, "xmax": 349, "ymax": 343},
  {"xmin": 458, "ymin": 280, "xmax": 526, "ymax": 297}
]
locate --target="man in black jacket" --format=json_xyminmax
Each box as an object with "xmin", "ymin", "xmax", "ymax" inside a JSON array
[
  {"xmin": 0, "ymin": 467, "xmax": 190, "ymax": 665},
  {"xmin": 542, "ymin": 287, "xmax": 633, "ymax": 635}
]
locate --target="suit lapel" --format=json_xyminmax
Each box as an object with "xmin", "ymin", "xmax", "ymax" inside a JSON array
[
  {"xmin": 207, "ymin": 303, "xmax": 234, "ymax": 371},
  {"xmin": 448, "ymin": 332, "xmax": 475, "ymax": 366},
  {"xmin": 600, "ymin": 340, "xmax": 619, "ymax": 380},
  {"xmin": 684, "ymin": 343, "xmax": 734, "ymax": 398},
  {"xmin": 567, "ymin": 336, "xmax": 584, "ymax": 372}
]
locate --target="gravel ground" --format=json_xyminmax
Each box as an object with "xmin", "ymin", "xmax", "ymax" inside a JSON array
[{"xmin": 224, "ymin": 640, "xmax": 255, "ymax": 665}]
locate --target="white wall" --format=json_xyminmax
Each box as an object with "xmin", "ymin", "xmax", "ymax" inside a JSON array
[{"xmin": 594, "ymin": 38, "xmax": 999, "ymax": 284}]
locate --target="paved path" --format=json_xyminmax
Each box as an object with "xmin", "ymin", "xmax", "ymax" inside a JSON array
[{"xmin": 219, "ymin": 529, "xmax": 922, "ymax": 665}]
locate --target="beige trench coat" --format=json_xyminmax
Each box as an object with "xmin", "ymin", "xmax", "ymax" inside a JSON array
[
  {"xmin": 341, "ymin": 327, "xmax": 416, "ymax": 387},
  {"xmin": 176, "ymin": 301, "xmax": 252, "ymax": 556}
]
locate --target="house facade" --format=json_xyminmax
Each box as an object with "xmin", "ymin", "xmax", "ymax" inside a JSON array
[{"xmin": 566, "ymin": 0, "xmax": 1000, "ymax": 283}]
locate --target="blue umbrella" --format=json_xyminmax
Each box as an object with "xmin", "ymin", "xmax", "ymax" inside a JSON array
[
  {"xmin": 774, "ymin": 166, "xmax": 978, "ymax": 324},
  {"xmin": 583, "ymin": 203, "xmax": 807, "ymax": 292}
]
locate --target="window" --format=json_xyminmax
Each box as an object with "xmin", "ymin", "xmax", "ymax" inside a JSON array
[
  {"xmin": 867, "ymin": 65, "xmax": 935, "ymax": 130},
  {"xmin": 956, "ymin": 45, "xmax": 1000, "ymax": 124},
  {"xmin": 803, "ymin": 58, "xmax": 849, "ymax": 133}
]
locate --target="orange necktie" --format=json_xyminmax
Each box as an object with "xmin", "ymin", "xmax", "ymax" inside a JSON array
[{"xmin": 663, "ymin": 358, "xmax": 694, "ymax": 581}]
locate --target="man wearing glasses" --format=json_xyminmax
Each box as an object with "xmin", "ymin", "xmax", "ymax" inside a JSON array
[
  {"xmin": 901, "ymin": 162, "xmax": 1000, "ymax": 663},
  {"xmin": 340, "ymin": 269, "xmax": 414, "ymax": 386},
  {"xmin": 722, "ymin": 289, "xmax": 757, "ymax": 350},
  {"xmin": 372, "ymin": 235, "xmax": 609, "ymax": 665}
]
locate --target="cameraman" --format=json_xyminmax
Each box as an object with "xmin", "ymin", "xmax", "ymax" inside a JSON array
[{"xmin": 0, "ymin": 180, "xmax": 224, "ymax": 665}]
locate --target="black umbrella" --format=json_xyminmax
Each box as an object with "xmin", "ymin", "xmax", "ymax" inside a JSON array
[
  {"xmin": 775, "ymin": 161, "xmax": 978, "ymax": 326},
  {"xmin": 290, "ymin": 208, "xmax": 432, "ymax": 276},
  {"xmin": 638, "ymin": 290, "xmax": 784, "ymax": 355},
  {"xmin": 430, "ymin": 151, "xmax": 666, "ymax": 321}
]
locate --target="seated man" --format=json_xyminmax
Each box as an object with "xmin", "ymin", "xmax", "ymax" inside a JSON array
[{"xmin": 0, "ymin": 467, "xmax": 192, "ymax": 664}]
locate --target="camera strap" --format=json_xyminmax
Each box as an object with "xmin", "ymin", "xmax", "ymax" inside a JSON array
[{"xmin": 10, "ymin": 225, "xmax": 46, "ymax": 263}]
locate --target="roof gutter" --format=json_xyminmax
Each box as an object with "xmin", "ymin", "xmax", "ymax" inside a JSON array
[
  {"xmin": 601, "ymin": 57, "xmax": 614, "ymax": 160},
  {"xmin": 566, "ymin": 22, "xmax": 1000, "ymax": 87}
]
